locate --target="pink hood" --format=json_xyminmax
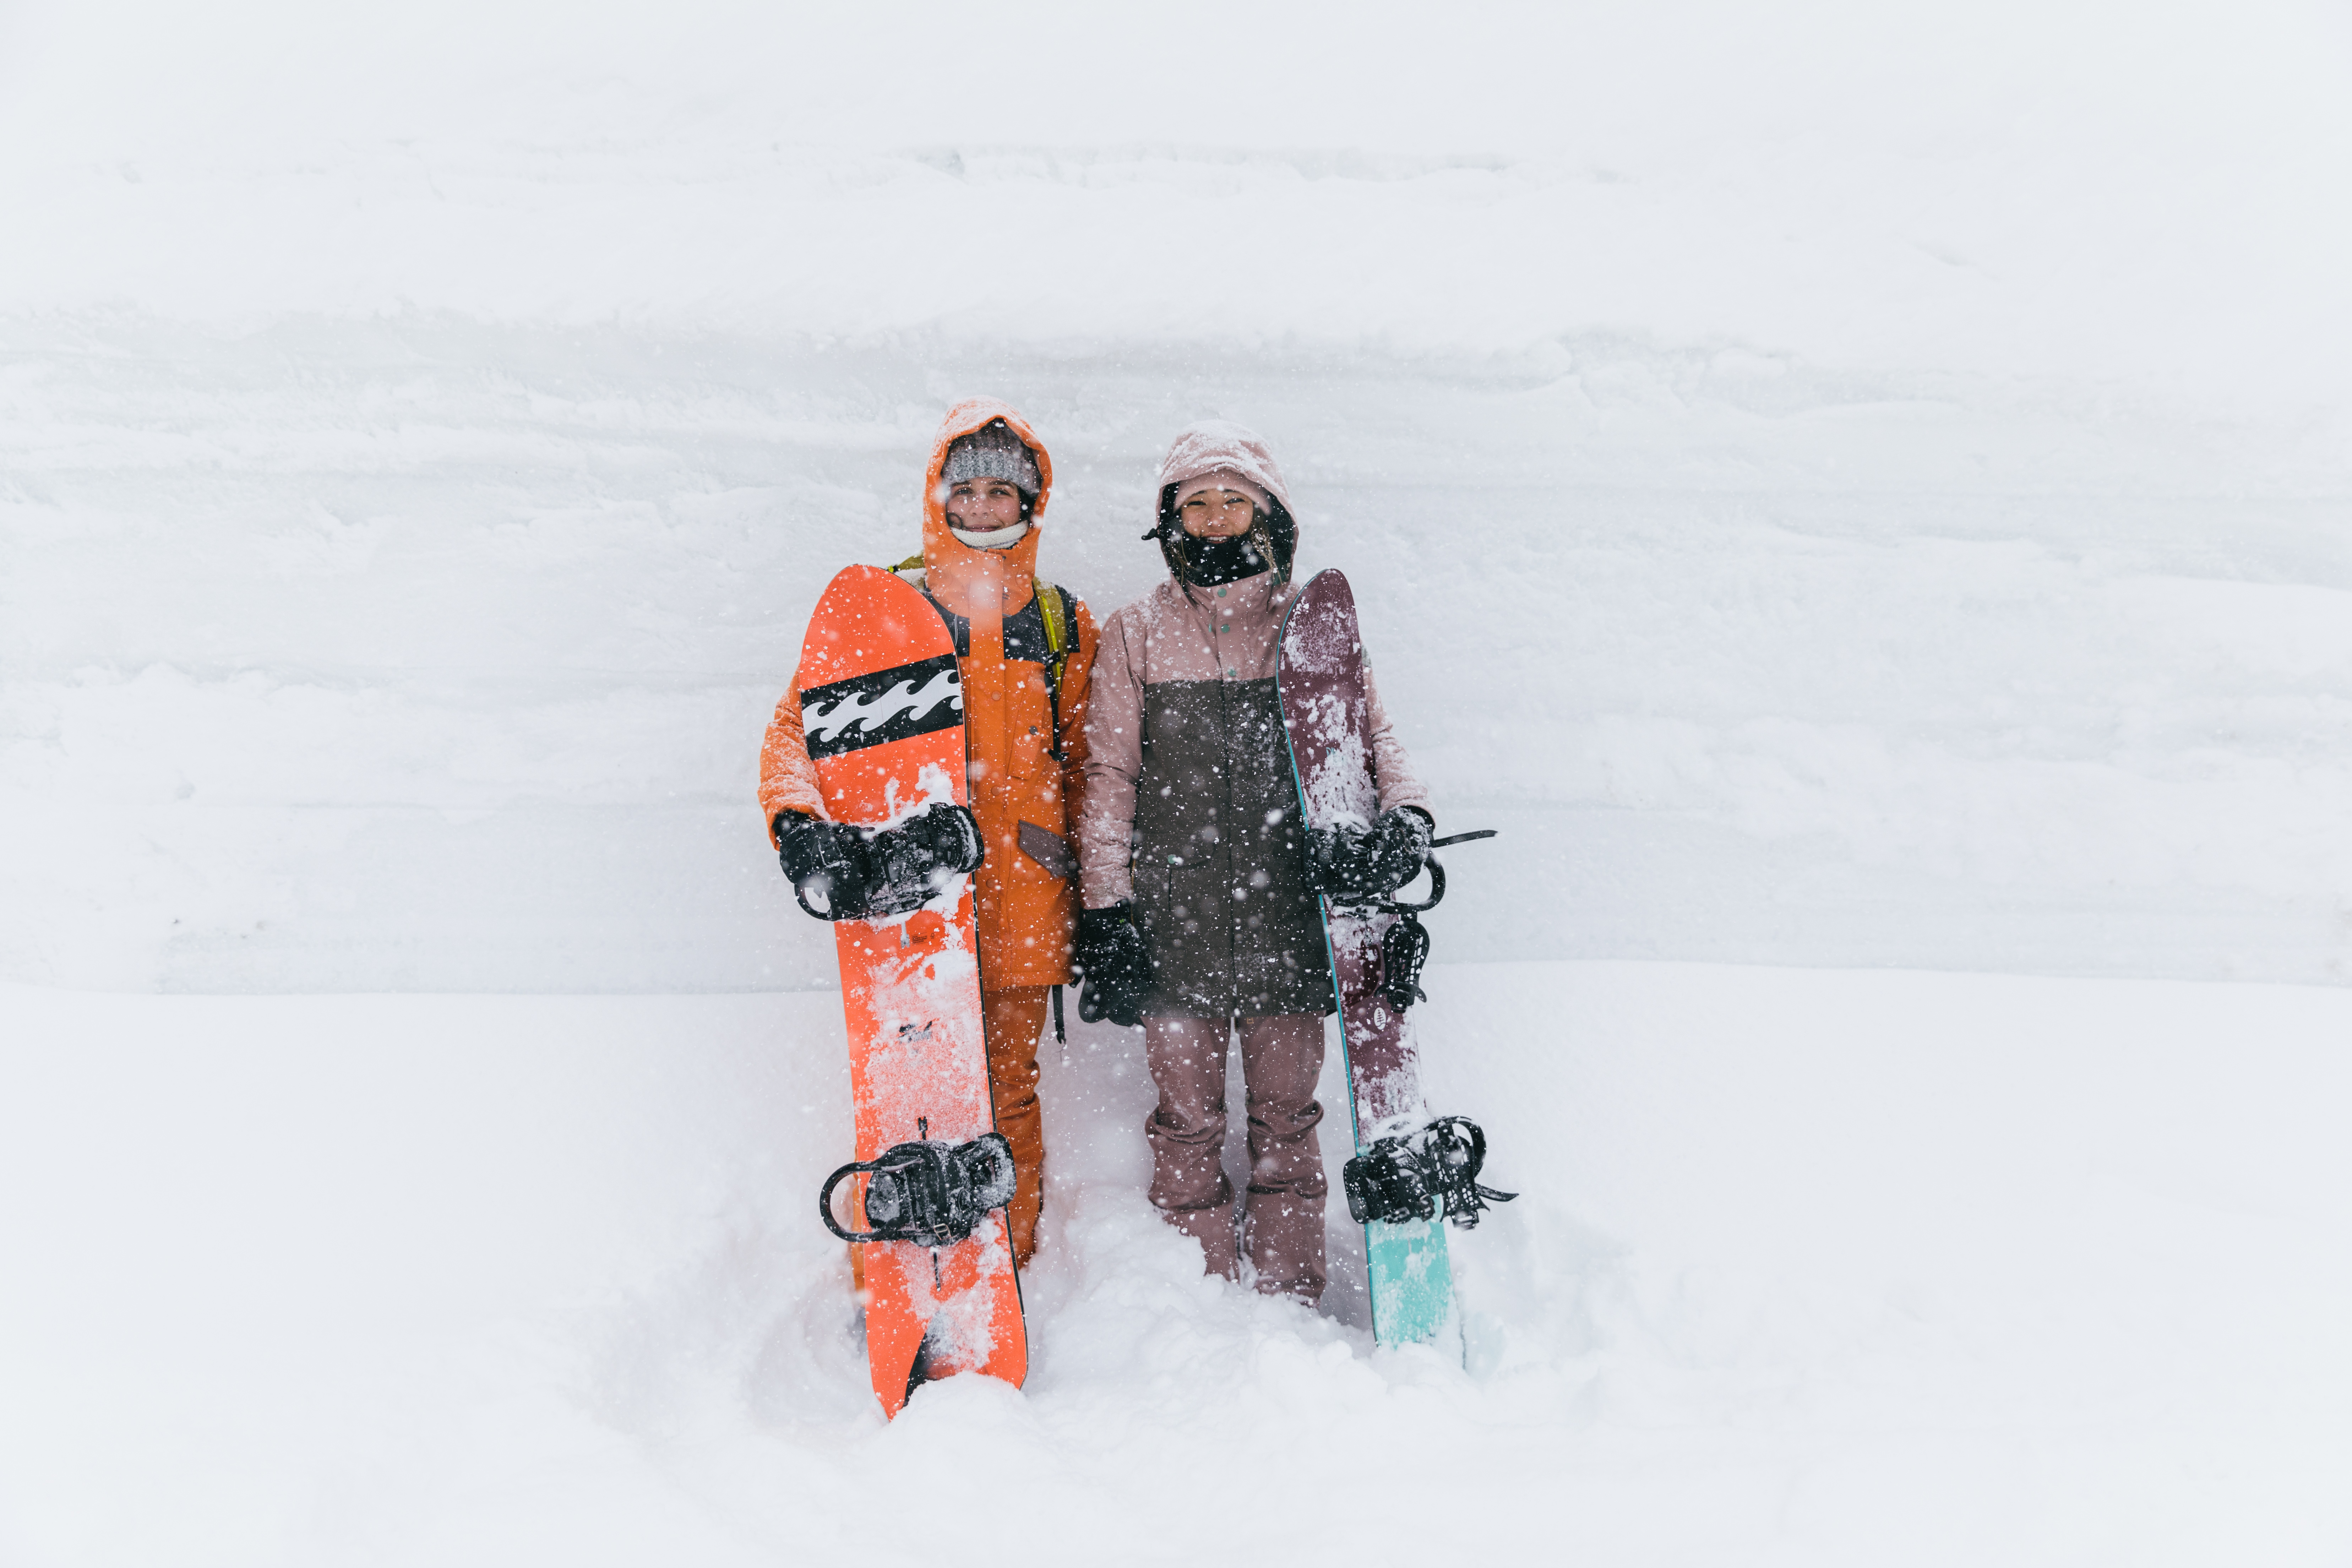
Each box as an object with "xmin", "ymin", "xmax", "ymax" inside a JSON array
[{"xmin": 1155, "ymin": 421, "xmax": 1295, "ymax": 515}]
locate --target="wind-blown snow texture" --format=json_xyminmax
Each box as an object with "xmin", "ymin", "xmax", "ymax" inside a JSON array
[
  {"xmin": 6, "ymin": 3, "xmax": 2352, "ymax": 1563},
  {"xmin": 6, "ymin": 0, "xmax": 2350, "ymax": 991}
]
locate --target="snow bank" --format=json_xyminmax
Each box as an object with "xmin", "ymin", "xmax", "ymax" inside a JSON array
[
  {"xmin": 7, "ymin": 328, "xmax": 2352, "ymax": 989},
  {"xmin": 5, "ymin": 2, "xmax": 2348, "ymax": 403},
  {"xmin": 6, "ymin": 961, "xmax": 2350, "ymax": 1566},
  {"xmin": 5, "ymin": 1, "xmax": 2352, "ymax": 990}
]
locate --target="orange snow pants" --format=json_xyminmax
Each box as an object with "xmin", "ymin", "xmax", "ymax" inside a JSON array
[{"xmin": 982, "ymin": 985, "xmax": 1050, "ymax": 1269}]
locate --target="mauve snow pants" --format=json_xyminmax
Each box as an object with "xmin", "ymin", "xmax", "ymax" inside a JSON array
[{"xmin": 1143, "ymin": 1013, "xmax": 1327, "ymax": 1302}]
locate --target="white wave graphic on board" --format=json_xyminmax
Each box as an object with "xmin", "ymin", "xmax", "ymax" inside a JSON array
[{"xmin": 806, "ymin": 667, "xmax": 964, "ymax": 746}]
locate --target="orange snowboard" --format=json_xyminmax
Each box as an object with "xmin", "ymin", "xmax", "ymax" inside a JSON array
[{"xmin": 798, "ymin": 564, "xmax": 1026, "ymax": 1417}]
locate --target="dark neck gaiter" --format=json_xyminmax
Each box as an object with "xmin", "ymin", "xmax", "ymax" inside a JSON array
[{"xmin": 1177, "ymin": 531, "xmax": 1271, "ymax": 586}]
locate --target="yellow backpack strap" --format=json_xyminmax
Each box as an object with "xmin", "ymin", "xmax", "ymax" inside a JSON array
[
  {"xmin": 1035, "ymin": 577, "xmax": 1068, "ymax": 658},
  {"xmin": 890, "ymin": 552, "xmax": 925, "ymax": 574},
  {"xmin": 1035, "ymin": 577, "xmax": 1071, "ymax": 760}
]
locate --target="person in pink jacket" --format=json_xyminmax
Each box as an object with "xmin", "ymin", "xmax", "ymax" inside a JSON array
[{"xmin": 1073, "ymin": 423, "xmax": 1434, "ymax": 1303}]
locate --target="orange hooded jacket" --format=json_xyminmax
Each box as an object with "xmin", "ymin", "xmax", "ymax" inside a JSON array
[{"xmin": 760, "ymin": 399, "xmax": 1099, "ymax": 991}]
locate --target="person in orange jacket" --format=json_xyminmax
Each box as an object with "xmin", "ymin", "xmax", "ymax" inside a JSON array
[{"xmin": 758, "ymin": 398, "xmax": 1098, "ymax": 1269}]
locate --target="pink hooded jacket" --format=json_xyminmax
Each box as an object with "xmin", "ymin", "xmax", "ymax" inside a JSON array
[{"xmin": 1076, "ymin": 423, "xmax": 1430, "ymax": 913}]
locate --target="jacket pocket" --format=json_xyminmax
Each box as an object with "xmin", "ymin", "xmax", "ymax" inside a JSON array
[{"xmin": 1017, "ymin": 821, "xmax": 1079, "ymax": 881}]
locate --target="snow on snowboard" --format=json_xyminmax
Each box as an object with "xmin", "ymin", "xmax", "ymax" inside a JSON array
[
  {"xmin": 1277, "ymin": 568, "xmax": 1512, "ymax": 1354},
  {"xmin": 800, "ymin": 565, "xmax": 1025, "ymax": 1418}
]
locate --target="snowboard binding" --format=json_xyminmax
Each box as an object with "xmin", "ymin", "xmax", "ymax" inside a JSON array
[
  {"xmin": 1340, "ymin": 829, "xmax": 1494, "ymax": 1013},
  {"xmin": 1342, "ymin": 1116, "xmax": 1516, "ymax": 1230},
  {"xmin": 819, "ymin": 1131, "xmax": 1018, "ymax": 1247},
  {"xmin": 1379, "ymin": 909, "xmax": 1431, "ymax": 1010}
]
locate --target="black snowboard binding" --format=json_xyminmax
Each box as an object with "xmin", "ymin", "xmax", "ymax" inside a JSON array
[
  {"xmin": 1342, "ymin": 1116, "xmax": 1515, "ymax": 1230},
  {"xmin": 818, "ymin": 1131, "xmax": 1017, "ymax": 1247},
  {"xmin": 1356, "ymin": 829, "xmax": 1494, "ymax": 1012},
  {"xmin": 1379, "ymin": 910, "xmax": 1431, "ymax": 1011}
]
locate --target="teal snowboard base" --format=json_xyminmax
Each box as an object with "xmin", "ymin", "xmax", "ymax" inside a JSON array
[{"xmin": 1365, "ymin": 1211, "xmax": 1457, "ymax": 1350}]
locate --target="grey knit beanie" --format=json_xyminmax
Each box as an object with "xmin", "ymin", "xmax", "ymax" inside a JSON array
[{"xmin": 940, "ymin": 420, "xmax": 1041, "ymax": 497}]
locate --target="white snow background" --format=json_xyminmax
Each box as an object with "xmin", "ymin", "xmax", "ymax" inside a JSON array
[{"xmin": 4, "ymin": 1, "xmax": 2352, "ymax": 1563}]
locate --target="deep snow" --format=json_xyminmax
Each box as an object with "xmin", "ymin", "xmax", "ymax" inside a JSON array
[
  {"xmin": 6, "ymin": 3, "xmax": 2352, "ymax": 1564},
  {"xmin": 9, "ymin": 962, "xmax": 2352, "ymax": 1567}
]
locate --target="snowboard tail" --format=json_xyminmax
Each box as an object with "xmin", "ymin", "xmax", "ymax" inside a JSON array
[{"xmin": 1329, "ymin": 905, "xmax": 1459, "ymax": 1350}]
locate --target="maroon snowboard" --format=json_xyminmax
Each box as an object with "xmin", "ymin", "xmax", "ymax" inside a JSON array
[{"xmin": 1275, "ymin": 568, "xmax": 1457, "ymax": 1349}]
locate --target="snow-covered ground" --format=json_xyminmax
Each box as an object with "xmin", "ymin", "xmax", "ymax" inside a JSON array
[
  {"xmin": 6, "ymin": 3, "xmax": 2352, "ymax": 1563},
  {"xmin": 9, "ymin": 962, "xmax": 2352, "ymax": 1567}
]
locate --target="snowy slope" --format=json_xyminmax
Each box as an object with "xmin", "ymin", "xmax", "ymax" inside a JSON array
[{"xmin": 7, "ymin": 962, "xmax": 2352, "ymax": 1567}]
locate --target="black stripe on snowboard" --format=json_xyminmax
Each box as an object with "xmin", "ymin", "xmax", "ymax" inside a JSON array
[{"xmin": 800, "ymin": 654, "xmax": 964, "ymax": 758}]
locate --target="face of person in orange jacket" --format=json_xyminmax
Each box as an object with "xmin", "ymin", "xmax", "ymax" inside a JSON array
[{"xmin": 943, "ymin": 477, "xmax": 1026, "ymax": 536}]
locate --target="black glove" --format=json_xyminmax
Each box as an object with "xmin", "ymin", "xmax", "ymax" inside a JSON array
[
  {"xmin": 1310, "ymin": 806, "xmax": 1434, "ymax": 900},
  {"xmin": 776, "ymin": 813, "xmax": 867, "ymax": 917},
  {"xmin": 775, "ymin": 804, "xmax": 984, "ymax": 921},
  {"xmin": 865, "ymin": 802, "xmax": 985, "ymax": 913},
  {"xmin": 1073, "ymin": 902, "xmax": 1151, "ymax": 1028}
]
